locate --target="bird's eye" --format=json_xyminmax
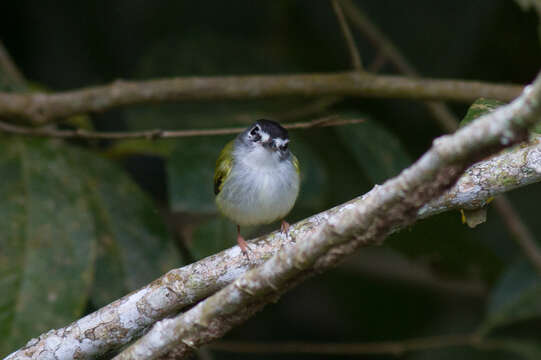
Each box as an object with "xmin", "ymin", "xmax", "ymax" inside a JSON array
[
  {"xmin": 280, "ymin": 143, "xmax": 288, "ymax": 151},
  {"xmin": 250, "ymin": 127, "xmax": 261, "ymax": 141}
]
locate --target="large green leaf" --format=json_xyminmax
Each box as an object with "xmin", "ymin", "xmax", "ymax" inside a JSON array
[
  {"xmin": 480, "ymin": 259, "xmax": 541, "ymax": 334},
  {"xmin": 335, "ymin": 116, "xmax": 412, "ymax": 184},
  {"xmin": 81, "ymin": 151, "xmax": 181, "ymax": 307},
  {"xmin": 0, "ymin": 139, "xmax": 95, "ymax": 355},
  {"xmin": 0, "ymin": 139, "xmax": 180, "ymax": 354}
]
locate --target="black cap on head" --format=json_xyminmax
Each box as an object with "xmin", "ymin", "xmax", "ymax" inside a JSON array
[{"xmin": 255, "ymin": 119, "xmax": 288, "ymax": 140}]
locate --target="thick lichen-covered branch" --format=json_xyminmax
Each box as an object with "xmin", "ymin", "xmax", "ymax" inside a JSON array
[
  {"xmin": 6, "ymin": 92, "xmax": 541, "ymax": 360},
  {"xmin": 112, "ymin": 72, "xmax": 541, "ymax": 360},
  {"xmin": 0, "ymin": 72, "xmax": 522, "ymax": 125}
]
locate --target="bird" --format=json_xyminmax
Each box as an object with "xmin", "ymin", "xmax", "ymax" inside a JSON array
[{"xmin": 214, "ymin": 119, "xmax": 300, "ymax": 257}]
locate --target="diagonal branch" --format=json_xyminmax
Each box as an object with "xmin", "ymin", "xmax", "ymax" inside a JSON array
[
  {"xmin": 6, "ymin": 95, "xmax": 541, "ymax": 359},
  {"xmin": 341, "ymin": 0, "xmax": 541, "ymax": 274},
  {"xmin": 0, "ymin": 72, "xmax": 523, "ymax": 125}
]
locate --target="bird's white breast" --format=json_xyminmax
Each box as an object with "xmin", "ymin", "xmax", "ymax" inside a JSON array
[{"xmin": 216, "ymin": 146, "xmax": 300, "ymax": 226}]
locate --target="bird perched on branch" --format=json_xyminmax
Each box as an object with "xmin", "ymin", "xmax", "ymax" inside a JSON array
[{"xmin": 214, "ymin": 119, "xmax": 300, "ymax": 257}]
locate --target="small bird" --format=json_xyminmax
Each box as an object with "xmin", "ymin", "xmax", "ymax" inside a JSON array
[{"xmin": 214, "ymin": 119, "xmax": 300, "ymax": 256}]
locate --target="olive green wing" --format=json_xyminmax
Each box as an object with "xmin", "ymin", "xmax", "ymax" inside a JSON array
[
  {"xmin": 292, "ymin": 153, "xmax": 300, "ymax": 175},
  {"xmin": 214, "ymin": 140, "xmax": 234, "ymax": 195}
]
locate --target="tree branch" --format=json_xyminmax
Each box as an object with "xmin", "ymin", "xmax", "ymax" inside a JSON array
[
  {"xmin": 6, "ymin": 86, "xmax": 541, "ymax": 359},
  {"xmin": 0, "ymin": 116, "xmax": 365, "ymax": 140},
  {"xmin": 0, "ymin": 72, "xmax": 523, "ymax": 125},
  {"xmin": 331, "ymin": 0, "xmax": 363, "ymax": 71},
  {"xmin": 108, "ymin": 73, "xmax": 541, "ymax": 359}
]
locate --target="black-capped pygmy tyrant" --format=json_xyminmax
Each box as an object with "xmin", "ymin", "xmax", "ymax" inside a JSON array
[{"xmin": 214, "ymin": 119, "xmax": 300, "ymax": 256}]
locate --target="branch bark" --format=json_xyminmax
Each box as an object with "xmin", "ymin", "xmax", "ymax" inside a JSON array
[
  {"xmin": 0, "ymin": 72, "xmax": 523, "ymax": 125},
  {"xmin": 5, "ymin": 84, "xmax": 541, "ymax": 360}
]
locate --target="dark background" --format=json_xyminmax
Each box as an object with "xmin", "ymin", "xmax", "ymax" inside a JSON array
[{"xmin": 2, "ymin": 1, "xmax": 541, "ymax": 359}]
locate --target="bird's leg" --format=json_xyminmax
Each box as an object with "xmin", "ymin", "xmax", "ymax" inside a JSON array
[
  {"xmin": 237, "ymin": 225, "xmax": 250, "ymax": 258},
  {"xmin": 280, "ymin": 220, "xmax": 290, "ymax": 234}
]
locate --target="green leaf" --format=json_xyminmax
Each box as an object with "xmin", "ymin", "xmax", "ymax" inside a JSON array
[
  {"xmin": 0, "ymin": 139, "xmax": 181, "ymax": 353},
  {"xmin": 0, "ymin": 139, "xmax": 96, "ymax": 354},
  {"xmin": 335, "ymin": 116, "xmax": 412, "ymax": 184},
  {"xmin": 460, "ymin": 98, "xmax": 506, "ymax": 128},
  {"xmin": 80, "ymin": 151, "xmax": 181, "ymax": 308},
  {"xmin": 480, "ymin": 259, "xmax": 541, "ymax": 334}
]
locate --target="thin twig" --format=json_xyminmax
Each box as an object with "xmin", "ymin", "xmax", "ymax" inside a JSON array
[
  {"xmin": 342, "ymin": 0, "xmax": 541, "ymax": 276},
  {"xmin": 0, "ymin": 116, "xmax": 366, "ymax": 140},
  {"xmin": 331, "ymin": 0, "xmax": 363, "ymax": 71},
  {"xmin": 0, "ymin": 72, "xmax": 523, "ymax": 125}
]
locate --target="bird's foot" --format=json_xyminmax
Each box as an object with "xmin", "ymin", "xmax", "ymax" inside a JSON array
[
  {"xmin": 237, "ymin": 234, "xmax": 252, "ymax": 259},
  {"xmin": 280, "ymin": 220, "xmax": 291, "ymax": 235}
]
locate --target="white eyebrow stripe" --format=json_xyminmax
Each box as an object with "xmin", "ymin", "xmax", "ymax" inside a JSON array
[
  {"xmin": 274, "ymin": 138, "xmax": 289, "ymax": 147},
  {"xmin": 259, "ymin": 131, "xmax": 270, "ymax": 142}
]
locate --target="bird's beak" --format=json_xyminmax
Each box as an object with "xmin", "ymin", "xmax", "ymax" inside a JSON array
[{"xmin": 262, "ymin": 140, "xmax": 276, "ymax": 151}]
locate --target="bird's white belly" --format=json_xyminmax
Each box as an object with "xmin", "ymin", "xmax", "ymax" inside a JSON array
[{"xmin": 216, "ymin": 161, "xmax": 299, "ymax": 226}]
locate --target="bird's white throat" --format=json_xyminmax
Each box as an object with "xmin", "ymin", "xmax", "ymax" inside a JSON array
[{"xmin": 236, "ymin": 145, "xmax": 281, "ymax": 170}]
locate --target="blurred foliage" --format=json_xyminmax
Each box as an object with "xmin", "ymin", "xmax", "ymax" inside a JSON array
[
  {"xmin": 482, "ymin": 259, "xmax": 541, "ymax": 334},
  {"xmin": 0, "ymin": 139, "xmax": 181, "ymax": 354},
  {"xmin": 168, "ymin": 136, "xmax": 226, "ymax": 214},
  {"xmin": 459, "ymin": 98, "xmax": 506, "ymax": 128},
  {"xmin": 1, "ymin": 1, "xmax": 541, "ymax": 359},
  {"xmin": 335, "ymin": 115, "xmax": 412, "ymax": 183}
]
